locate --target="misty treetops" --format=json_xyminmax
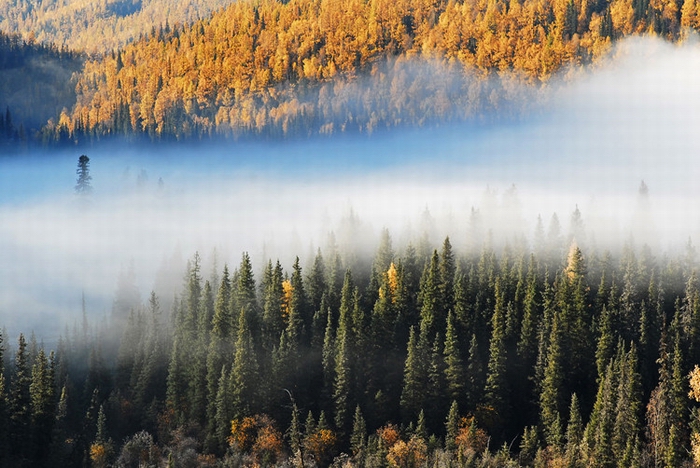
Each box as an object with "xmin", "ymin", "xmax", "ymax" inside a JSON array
[{"xmin": 3, "ymin": 220, "xmax": 700, "ymax": 466}]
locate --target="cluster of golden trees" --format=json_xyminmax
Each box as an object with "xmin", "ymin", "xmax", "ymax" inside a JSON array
[
  {"xmin": 0, "ymin": 0, "xmax": 233, "ymax": 53},
  {"xmin": 43, "ymin": 0, "xmax": 700, "ymax": 140}
]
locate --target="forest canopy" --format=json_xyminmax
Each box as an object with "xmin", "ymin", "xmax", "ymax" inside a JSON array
[
  {"xmin": 3, "ymin": 219, "xmax": 700, "ymax": 466},
  {"xmin": 20, "ymin": 0, "xmax": 700, "ymax": 143}
]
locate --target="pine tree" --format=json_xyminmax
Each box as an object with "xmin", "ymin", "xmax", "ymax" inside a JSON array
[
  {"xmin": 30, "ymin": 348, "xmax": 56, "ymax": 463},
  {"xmin": 443, "ymin": 311, "xmax": 465, "ymax": 407},
  {"xmin": 596, "ymin": 306, "xmax": 614, "ymax": 382},
  {"xmin": 213, "ymin": 366, "xmax": 232, "ymax": 450},
  {"xmin": 426, "ymin": 333, "xmax": 446, "ymax": 434},
  {"xmin": 333, "ymin": 271, "xmax": 355, "ymax": 434},
  {"xmin": 401, "ymin": 326, "xmax": 427, "ymax": 424},
  {"xmin": 466, "ymin": 333, "xmax": 484, "ymax": 411},
  {"xmin": 418, "ymin": 250, "xmax": 442, "ymax": 338},
  {"xmin": 565, "ymin": 393, "xmax": 583, "ymax": 466},
  {"xmin": 212, "ymin": 265, "xmax": 233, "ymax": 338},
  {"xmin": 307, "ymin": 250, "xmax": 327, "ymax": 315},
  {"xmin": 350, "ymin": 405, "xmax": 367, "ymax": 455},
  {"xmin": 9, "ymin": 333, "xmax": 31, "ymax": 459},
  {"xmin": 75, "ymin": 155, "xmax": 92, "ymax": 195},
  {"xmin": 231, "ymin": 305, "xmax": 260, "ymax": 419},
  {"xmin": 445, "ymin": 400, "xmax": 459, "ymax": 451},
  {"xmin": 583, "ymin": 360, "xmax": 616, "ymax": 467},
  {"xmin": 440, "ymin": 237, "xmax": 456, "ymax": 317},
  {"xmin": 540, "ymin": 311, "xmax": 565, "ymax": 448},
  {"xmin": 484, "ymin": 277, "xmax": 509, "ymax": 433},
  {"xmin": 0, "ymin": 329, "xmax": 7, "ymax": 462}
]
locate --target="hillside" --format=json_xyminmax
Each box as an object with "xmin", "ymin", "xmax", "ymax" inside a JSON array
[
  {"xmin": 0, "ymin": 30, "xmax": 82, "ymax": 149},
  {"xmin": 42, "ymin": 0, "xmax": 700, "ymax": 142},
  {"xmin": 0, "ymin": 0, "xmax": 235, "ymax": 53}
]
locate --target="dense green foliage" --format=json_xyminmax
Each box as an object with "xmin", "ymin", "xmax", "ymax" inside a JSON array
[{"xmin": 4, "ymin": 219, "xmax": 700, "ymax": 466}]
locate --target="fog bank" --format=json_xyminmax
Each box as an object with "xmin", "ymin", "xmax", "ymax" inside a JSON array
[{"xmin": 1, "ymin": 36, "xmax": 700, "ymax": 340}]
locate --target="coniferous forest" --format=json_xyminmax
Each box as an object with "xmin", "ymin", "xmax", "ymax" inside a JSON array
[
  {"xmin": 1, "ymin": 0, "xmax": 700, "ymax": 465},
  {"xmin": 0, "ymin": 0, "xmax": 700, "ymax": 144},
  {"xmin": 4, "ymin": 212, "xmax": 700, "ymax": 466}
]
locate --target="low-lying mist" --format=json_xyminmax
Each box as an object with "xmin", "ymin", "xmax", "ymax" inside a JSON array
[{"xmin": 2, "ymin": 36, "xmax": 700, "ymax": 342}]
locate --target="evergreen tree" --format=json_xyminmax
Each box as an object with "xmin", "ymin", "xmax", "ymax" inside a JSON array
[
  {"xmin": 401, "ymin": 326, "xmax": 427, "ymax": 424},
  {"xmin": 540, "ymin": 311, "xmax": 565, "ymax": 447},
  {"xmin": 418, "ymin": 250, "xmax": 442, "ymax": 338},
  {"xmin": 350, "ymin": 405, "xmax": 367, "ymax": 455},
  {"xmin": 9, "ymin": 333, "xmax": 31, "ymax": 460},
  {"xmin": 75, "ymin": 155, "xmax": 92, "ymax": 195},
  {"xmin": 0, "ymin": 329, "xmax": 7, "ymax": 462},
  {"xmin": 582, "ymin": 360, "xmax": 616, "ymax": 467},
  {"xmin": 30, "ymin": 348, "xmax": 56, "ymax": 464},
  {"xmin": 231, "ymin": 305, "xmax": 260, "ymax": 419},
  {"xmin": 565, "ymin": 393, "xmax": 583, "ymax": 466},
  {"xmin": 484, "ymin": 277, "xmax": 509, "ymax": 434},
  {"xmin": 440, "ymin": 237, "xmax": 456, "ymax": 317},
  {"xmin": 445, "ymin": 400, "xmax": 459, "ymax": 451},
  {"xmin": 443, "ymin": 311, "xmax": 464, "ymax": 407}
]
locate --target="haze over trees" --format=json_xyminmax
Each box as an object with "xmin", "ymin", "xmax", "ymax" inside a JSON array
[
  {"xmin": 3, "ymin": 215, "xmax": 700, "ymax": 466},
  {"xmin": 0, "ymin": 0, "xmax": 699, "ymax": 144}
]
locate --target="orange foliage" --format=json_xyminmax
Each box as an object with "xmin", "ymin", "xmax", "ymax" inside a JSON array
[
  {"xmin": 455, "ymin": 416, "xmax": 489, "ymax": 454},
  {"xmin": 281, "ymin": 279, "xmax": 293, "ymax": 321},
  {"xmin": 386, "ymin": 436, "xmax": 427, "ymax": 468},
  {"xmin": 229, "ymin": 414, "xmax": 284, "ymax": 465},
  {"xmin": 386, "ymin": 262, "xmax": 399, "ymax": 304},
  {"xmin": 304, "ymin": 428, "xmax": 337, "ymax": 464},
  {"xmin": 89, "ymin": 442, "xmax": 111, "ymax": 468},
  {"xmin": 377, "ymin": 424, "xmax": 401, "ymax": 448}
]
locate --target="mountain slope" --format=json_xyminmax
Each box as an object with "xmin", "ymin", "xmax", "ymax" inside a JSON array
[
  {"xmin": 46, "ymin": 0, "xmax": 700, "ymax": 142},
  {"xmin": 0, "ymin": 0, "xmax": 236, "ymax": 53},
  {"xmin": 0, "ymin": 31, "xmax": 82, "ymax": 148}
]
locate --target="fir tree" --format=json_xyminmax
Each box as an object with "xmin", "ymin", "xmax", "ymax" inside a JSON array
[
  {"xmin": 401, "ymin": 326, "xmax": 427, "ymax": 424},
  {"xmin": 9, "ymin": 334, "xmax": 31, "ymax": 459},
  {"xmin": 350, "ymin": 405, "xmax": 367, "ymax": 455},
  {"xmin": 75, "ymin": 155, "xmax": 92, "ymax": 195},
  {"xmin": 443, "ymin": 311, "xmax": 464, "ymax": 407}
]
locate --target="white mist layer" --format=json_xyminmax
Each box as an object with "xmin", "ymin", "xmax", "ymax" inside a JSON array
[{"xmin": 1, "ymin": 36, "xmax": 700, "ymax": 339}]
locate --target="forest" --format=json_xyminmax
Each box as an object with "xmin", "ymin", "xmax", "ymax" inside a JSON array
[
  {"xmin": 0, "ymin": 0, "xmax": 236, "ymax": 53},
  {"xmin": 0, "ymin": 0, "xmax": 698, "ymax": 144},
  {"xmin": 38, "ymin": 0, "xmax": 700, "ymax": 141},
  {"xmin": 3, "ymin": 198, "xmax": 700, "ymax": 467}
]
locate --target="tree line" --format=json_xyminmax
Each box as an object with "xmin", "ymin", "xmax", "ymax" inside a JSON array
[
  {"xmin": 3, "ymin": 216, "xmax": 700, "ymax": 466},
  {"xmin": 39, "ymin": 0, "xmax": 700, "ymax": 142}
]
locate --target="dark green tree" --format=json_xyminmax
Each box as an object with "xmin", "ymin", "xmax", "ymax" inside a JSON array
[{"xmin": 75, "ymin": 155, "xmax": 92, "ymax": 195}]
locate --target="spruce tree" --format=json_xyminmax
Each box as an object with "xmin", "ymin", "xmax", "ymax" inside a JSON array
[
  {"xmin": 75, "ymin": 154, "xmax": 92, "ymax": 195},
  {"xmin": 401, "ymin": 326, "xmax": 427, "ymax": 424},
  {"xmin": 30, "ymin": 348, "xmax": 56, "ymax": 463},
  {"xmin": 443, "ymin": 311, "xmax": 464, "ymax": 407},
  {"xmin": 440, "ymin": 237, "xmax": 456, "ymax": 317},
  {"xmin": 484, "ymin": 277, "xmax": 509, "ymax": 433},
  {"xmin": 9, "ymin": 334, "xmax": 31, "ymax": 459},
  {"xmin": 445, "ymin": 400, "xmax": 459, "ymax": 451},
  {"xmin": 540, "ymin": 311, "xmax": 565, "ymax": 448},
  {"xmin": 231, "ymin": 305, "xmax": 260, "ymax": 419},
  {"xmin": 350, "ymin": 405, "xmax": 367, "ymax": 455},
  {"xmin": 565, "ymin": 393, "xmax": 583, "ymax": 466}
]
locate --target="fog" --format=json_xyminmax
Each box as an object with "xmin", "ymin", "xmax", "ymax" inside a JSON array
[{"xmin": 2, "ymin": 36, "xmax": 700, "ymax": 341}]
